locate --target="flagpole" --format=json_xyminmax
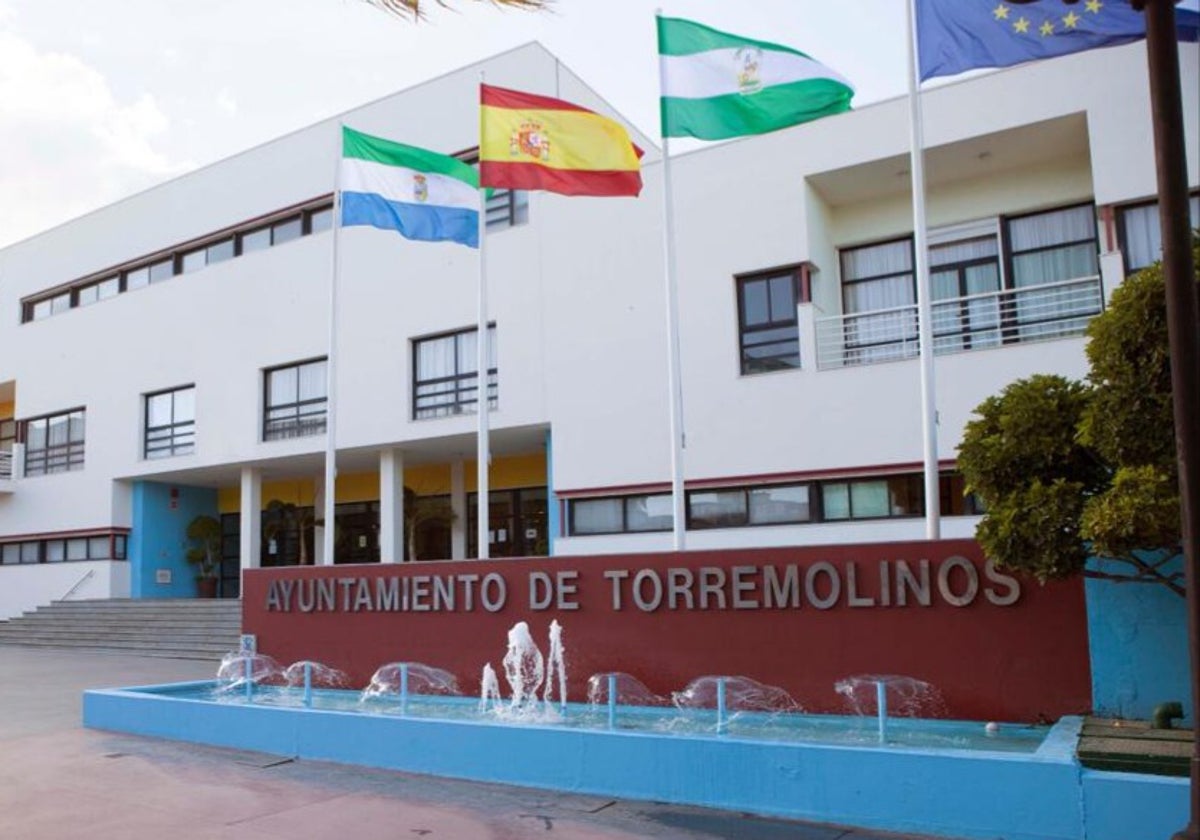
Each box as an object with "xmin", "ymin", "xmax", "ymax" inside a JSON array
[
  {"xmin": 476, "ymin": 73, "xmax": 491, "ymax": 560},
  {"xmin": 906, "ymin": 0, "xmax": 941, "ymax": 540},
  {"xmin": 656, "ymin": 10, "xmax": 687, "ymax": 552},
  {"xmin": 323, "ymin": 123, "xmax": 344, "ymax": 565}
]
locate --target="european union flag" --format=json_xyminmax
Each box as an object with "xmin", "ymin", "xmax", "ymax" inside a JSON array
[{"xmin": 917, "ymin": 0, "xmax": 1200, "ymax": 81}]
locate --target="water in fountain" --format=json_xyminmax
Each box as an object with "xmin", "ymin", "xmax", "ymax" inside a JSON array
[
  {"xmin": 834, "ymin": 674, "xmax": 947, "ymax": 719},
  {"xmin": 502, "ymin": 621, "xmax": 545, "ymax": 710},
  {"xmin": 672, "ymin": 675, "xmax": 803, "ymax": 713},
  {"xmin": 281, "ymin": 661, "xmax": 349, "ymax": 689},
  {"xmin": 586, "ymin": 672, "xmax": 666, "ymax": 707},
  {"xmin": 541, "ymin": 620, "xmax": 567, "ymax": 709},
  {"xmin": 215, "ymin": 652, "xmax": 283, "ymax": 692},
  {"xmin": 479, "ymin": 662, "xmax": 502, "ymax": 712},
  {"xmin": 361, "ymin": 662, "xmax": 461, "ymax": 701}
]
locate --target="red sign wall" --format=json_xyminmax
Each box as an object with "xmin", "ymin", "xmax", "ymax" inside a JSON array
[{"xmin": 241, "ymin": 539, "xmax": 1091, "ymax": 722}]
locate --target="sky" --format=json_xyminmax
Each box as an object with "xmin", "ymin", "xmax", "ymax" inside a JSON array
[{"xmin": 0, "ymin": 0, "xmax": 912, "ymax": 248}]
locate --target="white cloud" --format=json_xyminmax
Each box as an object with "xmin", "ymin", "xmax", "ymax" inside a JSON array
[{"xmin": 0, "ymin": 31, "xmax": 189, "ymax": 246}]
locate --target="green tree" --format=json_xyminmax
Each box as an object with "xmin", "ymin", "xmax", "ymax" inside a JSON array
[{"xmin": 959, "ymin": 236, "xmax": 1199, "ymax": 597}]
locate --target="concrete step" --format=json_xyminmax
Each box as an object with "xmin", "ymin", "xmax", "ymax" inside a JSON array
[{"xmin": 0, "ymin": 598, "xmax": 244, "ymax": 660}]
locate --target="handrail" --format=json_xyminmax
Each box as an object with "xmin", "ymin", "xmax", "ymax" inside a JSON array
[
  {"xmin": 0, "ymin": 451, "xmax": 11, "ymax": 480},
  {"xmin": 61, "ymin": 568, "xmax": 95, "ymax": 601},
  {"xmin": 814, "ymin": 274, "xmax": 1103, "ymax": 370}
]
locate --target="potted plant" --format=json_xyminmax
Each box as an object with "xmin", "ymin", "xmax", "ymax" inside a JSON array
[{"xmin": 186, "ymin": 514, "xmax": 222, "ymax": 597}]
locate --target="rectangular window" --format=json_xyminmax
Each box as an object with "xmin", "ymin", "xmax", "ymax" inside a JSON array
[
  {"xmin": 569, "ymin": 494, "xmax": 672, "ymax": 536},
  {"xmin": 241, "ymin": 226, "xmax": 271, "ymax": 254},
  {"xmin": 308, "ymin": 206, "xmax": 334, "ymax": 234},
  {"xmin": 485, "ymin": 189, "xmax": 530, "ymax": 229},
  {"xmin": 1119, "ymin": 194, "xmax": 1200, "ymax": 272},
  {"xmin": 148, "ymin": 257, "xmax": 174, "ymax": 283},
  {"xmin": 1005, "ymin": 203, "xmax": 1100, "ymax": 341},
  {"xmin": 840, "ymin": 238, "xmax": 917, "ymax": 363},
  {"xmin": 737, "ymin": 267, "xmax": 802, "ymax": 374},
  {"xmin": 272, "ymin": 216, "xmax": 303, "ymax": 245},
  {"xmin": 145, "ymin": 385, "xmax": 196, "ymax": 459},
  {"xmin": 264, "ymin": 359, "xmax": 327, "ymax": 441},
  {"xmin": 77, "ymin": 277, "xmax": 119, "ymax": 307},
  {"xmin": 929, "ymin": 236, "xmax": 1002, "ymax": 351},
  {"xmin": 125, "ymin": 265, "xmax": 150, "ymax": 291},
  {"xmin": 413, "ymin": 326, "xmax": 497, "ymax": 419},
  {"xmin": 181, "ymin": 247, "xmax": 208, "ymax": 274},
  {"xmin": 821, "ymin": 475, "xmax": 923, "ymax": 521},
  {"xmin": 24, "ymin": 408, "xmax": 85, "ymax": 476},
  {"xmin": 207, "ymin": 237, "xmax": 235, "ymax": 264},
  {"xmin": 1, "ymin": 417, "xmax": 16, "ymax": 453}
]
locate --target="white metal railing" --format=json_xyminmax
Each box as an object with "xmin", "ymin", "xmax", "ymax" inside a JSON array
[
  {"xmin": 0, "ymin": 451, "xmax": 11, "ymax": 480},
  {"xmin": 814, "ymin": 275, "xmax": 1103, "ymax": 370},
  {"xmin": 61, "ymin": 568, "xmax": 95, "ymax": 601}
]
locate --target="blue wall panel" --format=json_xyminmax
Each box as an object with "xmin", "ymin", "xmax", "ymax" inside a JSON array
[
  {"xmin": 130, "ymin": 481, "xmax": 218, "ymax": 599},
  {"xmin": 1086, "ymin": 555, "xmax": 1190, "ymax": 722}
]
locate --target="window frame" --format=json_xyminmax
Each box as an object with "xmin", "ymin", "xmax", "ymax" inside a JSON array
[
  {"xmin": 262, "ymin": 358, "xmax": 328, "ymax": 441},
  {"xmin": 735, "ymin": 264, "xmax": 808, "ymax": 375},
  {"xmin": 412, "ymin": 324, "xmax": 498, "ymax": 420},
  {"xmin": 144, "ymin": 384, "xmax": 196, "ymax": 460},
  {"xmin": 22, "ymin": 407, "xmax": 86, "ymax": 477}
]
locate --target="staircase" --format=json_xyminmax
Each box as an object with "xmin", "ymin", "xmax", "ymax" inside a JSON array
[{"xmin": 0, "ymin": 598, "xmax": 242, "ymax": 660}]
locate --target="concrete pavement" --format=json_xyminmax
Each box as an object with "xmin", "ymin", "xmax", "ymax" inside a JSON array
[{"xmin": 0, "ymin": 645, "xmax": 947, "ymax": 839}]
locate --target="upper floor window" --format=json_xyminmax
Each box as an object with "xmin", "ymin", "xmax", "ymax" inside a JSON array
[
  {"xmin": 840, "ymin": 238, "xmax": 916, "ymax": 364},
  {"xmin": 145, "ymin": 385, "xmax": 195, "ymax": 459},
  {"xmin": 929, "ymin": 235, "xmax": 1002, "ymax": 351},
  {"xmin": 24, "ymin": 408, "xmax": 85, "ymax": 476},
  {"xmin": 456, "ymin": 149, "xmax": 528, "ymax": 229},
  {"xmin": 0, "ymin": 417, "xmax": 14, "ymax": 453},
  {"xmin": 736, "ymin": 266, "xmax": 804, "ymax": 374},
  {"xmin": 413, "ymin": 325, "xmax": 497, "ymax": 419},
  {"xmin": 20, "ymin": 198, "xmax": 334, "ymax": 323},
  {"xmin": 1118, "ymin": 193, "xmax": 1200, "ymax": 273},
  {"xmin": 1004, "ymin": 203, "xmax": 1100, "ymax": 341},
  {"xmin": 264, "ymin": 359, "xmax": 327, "ymax": 441}
]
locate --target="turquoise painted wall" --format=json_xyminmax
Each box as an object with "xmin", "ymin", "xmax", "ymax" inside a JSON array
[
  {"xmin": 130, "ymin": 481, "xmax": 218, "ymax": 599},
  {"xmin": 1086, "ymin": 555, "xmax": 1191, "ymax": 723}
]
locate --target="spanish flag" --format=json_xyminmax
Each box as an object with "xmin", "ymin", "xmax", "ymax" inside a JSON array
[{"xmin": 479, "ymin": 84, "xmax": 643, "ymax": 198}]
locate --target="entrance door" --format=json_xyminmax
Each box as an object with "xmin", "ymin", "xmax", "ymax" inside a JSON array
[{"xmin": 468, "ymin": 487, "xmax": 548, "ymax": 558}]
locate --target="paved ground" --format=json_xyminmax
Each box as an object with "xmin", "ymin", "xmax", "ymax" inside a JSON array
[{"xmin": 0, "ymin": 645, "xmax": 949, "ymax": 840}]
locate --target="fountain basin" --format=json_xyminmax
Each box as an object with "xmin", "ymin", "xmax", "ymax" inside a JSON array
[{"xmin": 79, "ymin": 680, "xmax": 1183, "ymax": 840}]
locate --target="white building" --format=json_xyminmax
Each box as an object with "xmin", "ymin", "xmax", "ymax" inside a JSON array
[{"xmin": 1, "ymin": 41, "xmax": 1197, "ymax": 618}]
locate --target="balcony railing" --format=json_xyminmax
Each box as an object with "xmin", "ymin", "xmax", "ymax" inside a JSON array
[
  {"xmin": 814, "ymin": 275, "xmax": 1103, "ymax": 370},
  {"xmin": 0, "ymin": 451, "xmax": 11, "ymax": 480}
]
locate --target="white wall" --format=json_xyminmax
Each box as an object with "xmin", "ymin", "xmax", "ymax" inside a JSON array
[{"xmin": 0, "ymin": 561, "xmax": 128, "ymax": 620}]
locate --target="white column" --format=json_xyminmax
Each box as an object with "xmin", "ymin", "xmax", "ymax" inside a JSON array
[
  {"xmin": 379, "ymin": 448, "xmax": 405, "ymax": 563},
  {"xmin": 450, "ymin": 459, "xmax": 466, "ymax": 561},
  {"xmin": 797, "ymin": 303, "xmax": 819, "ymax": 372},
  {"xmin": 313, "ymin": 475, "xmax": 329, "ymax": 566},
  {"xmin": 239, "ymin": 467, "xmax": 262, "ymax": 573}
]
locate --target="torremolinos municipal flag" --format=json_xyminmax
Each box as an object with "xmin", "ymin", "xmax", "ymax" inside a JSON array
[
  {"xmin": 479, "ymin": 84, "xmax": 643, "ymax": 198},
  {"xmin": 340, "ymin": 126, "xmax": 480, "ymax": 248},
  {"xmin": 657, "ymin": 16, "xmax": 854, "ymax": 141},
  {"xmin": 917, "ymin": 0, "xmax": 1200, "ymax": 81}
]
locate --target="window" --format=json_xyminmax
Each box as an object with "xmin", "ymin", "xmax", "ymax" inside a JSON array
[
  {"xmin": 820, "ymin": 475, "xmax": 923, "ymax": 521},
  {"xmin": 930, "ymin": 236, "xmax": 1002, "ymax": 351},
  {"xmin": 20, "ymin": 198, "xmax": 334, "ymax": 322},
  {"xmin": 457, "ymin": 149, "xmax": 529, "ymax": 229},
  {"xmin": 0, "ymin": 417, "xmax": 14, "ymax": 452},
  {"xmin": 840, "ymin": 238, "xmax": 917, "ymax": 363},
  {"xmin": 688, "ymin": 483, "xmax": 812, "ymax": 529},
  {"xmin": 0, "ymin": 532, "xmax": 127, "ymax": 564},
  {"xmin": 145, "ymin": 385, "xmax": 196, "ymax": 459},
  {"xmin": 264, "ymin": 359, "xmax": 327, "ymax": 440},
  {"xmin": 413, "ymin": 326, "xmax": 497, "ymax": 419},
  {"xmin": 1118, "ymin": 194, "xmax": 1200, "ymax": 272},
  {"xmin": 467, "ymin": 487, "xmax": 548, "ymax": 557},
  {"xmin": 24, "ymin": 409, "xmax": 85, "ymax": 476},
  {"xmin": 569, "ymin": 493, "xmax": 673, "ymax": 536},
  {"xmin": 77, "ymin": 277, "xmax": 118, "ymax": 306},
  {"xmin": 1004, "ymin": 203, "xmax": 1100, "ymax": 341},
  {"xmin": 737, "ymin": 267, "xmax": 803, "ymax": 374}
]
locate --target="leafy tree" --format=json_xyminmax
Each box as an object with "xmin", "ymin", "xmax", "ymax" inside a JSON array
[
  {"xmin": 959, "ymin": 236, "xmax": 1199, "ymax": 597},
  {"xmin": 361, "ymin": 0, "xmax": 548, "ymax": 21}
]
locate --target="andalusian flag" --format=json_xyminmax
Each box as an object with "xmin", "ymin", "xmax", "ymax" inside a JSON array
[
  {"xmin": 657, "ymin": 17, "xmax": 854, "ymax": 141},
  {"xmin": 479, "ymin": 84, "xmax": 643, "ymax": 197},
  {"xmin": 340, "ymin": 126, "xmax": 480, "ymax": 248}
]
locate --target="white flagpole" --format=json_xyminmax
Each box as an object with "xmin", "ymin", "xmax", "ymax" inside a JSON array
[
  {"xmin": 906, "ymin": 0, "xmax": 941, "ymax": 539},
  {"xmin": 323, "ymin": 123, "xmax": 344, "ymax": 564},
  {"xmin": 656, "ymin": 9, "xmax": 687, "ymax": 552},
  {"xmin": 476, "ymin": 73, "xmax": 491, "ymax": 560}
]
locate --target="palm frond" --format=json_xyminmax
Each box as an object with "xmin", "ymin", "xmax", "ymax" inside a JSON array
[{"xmin": 359, "ymin": 0, "xmax": 549, "ymax": 22}]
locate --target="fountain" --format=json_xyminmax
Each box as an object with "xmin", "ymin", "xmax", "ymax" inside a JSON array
[{"xmin": 83, "ymin": 620, "xmax": 1100, "ymax": 840}]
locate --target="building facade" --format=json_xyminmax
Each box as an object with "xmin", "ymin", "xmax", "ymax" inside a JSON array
[{"xmin": 1, "ymin": 41, "xmax": 1197, "ymax": 619}]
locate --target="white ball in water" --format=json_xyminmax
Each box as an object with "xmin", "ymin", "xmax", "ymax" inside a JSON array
[{"xmin": 984, "ymin": 721, "xmax": 1000, "ymax": 734}]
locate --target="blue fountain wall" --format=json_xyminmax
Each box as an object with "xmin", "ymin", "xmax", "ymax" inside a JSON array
[
  {"xmin": 83, "ymin": 684, "xmax": 1188, "ymax": 840},
  {"xmin": 1086, "ymin": 554, "xmax": 1191, "ymax": 723},
  {"xmin": 129, "ymin": 482, "xmax": 218, "ymax": 599}
]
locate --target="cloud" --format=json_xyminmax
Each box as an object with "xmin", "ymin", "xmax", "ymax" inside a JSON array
[{"xmin": 0, "ymin": 31, "xmax": 189, "ymax": 246}]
